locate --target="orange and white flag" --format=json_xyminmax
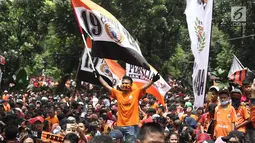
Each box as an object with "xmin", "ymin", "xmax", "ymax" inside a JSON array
[{"xmin": 126, "ymin": 64, "xmax": 171, "ymax": 105}]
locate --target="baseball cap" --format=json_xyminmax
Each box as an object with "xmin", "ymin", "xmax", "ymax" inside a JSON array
[
  {"xmin": 27, "ymin": 116, "xmax": 44, "ymax": 124},
  {"xmin": 152, "ymin": 114, "xmax": 160, "ymax": 119},
  {"xmin": 14, "ymin": 108, "xmax": 22, "ymax": 113},
  {"xmin": 221, "ymin": 130, "xmax": 244, "ymax": 142},
  {"xmin": 209, "ymin": 86, "xmax": 219, "ymax": 92},
  {"xmin": 231, "ymin": 88, "xmax": 242, "ymax": 95},
  {"xmin": 109, "ymin": 129, "xmax": 123, "ymax": 140},
  {"xmin": 197, "ymin": 133, "xmax": 211, "ymax": 142},
  {"xmin": 67, "ymin": 116, "xmax": 76, "ymax": 123},
  {"xmin": 185, "ymin": 102, "xmax": 192, "ymax": 107},
  {"xmin": 88, "ymin": 114, "xmax": 98, "ymax": 120},
  {"xmin": 41, "ymin": 97, "xmax": 48, "ymax": 101},
  {"xmin": 218, "ymin": 88, "xmax": 230, "ymax": 96}
]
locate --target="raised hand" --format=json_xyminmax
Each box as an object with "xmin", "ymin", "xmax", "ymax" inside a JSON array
[{"xmin": 152, "ymin": 73, "xmax": 160, "ymax": 82}]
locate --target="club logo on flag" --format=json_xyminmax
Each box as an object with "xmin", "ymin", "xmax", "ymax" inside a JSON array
[
  {"xmin": 100, "ymin": 63, "xmax": 113, "ymax": 77},
  {"xmin": 195, "ymin": 17, "xmax": 206, "ymax": 52},
  {"xmin": 105, "ymin": 23, "xmax": 124, "ymax": 43}
]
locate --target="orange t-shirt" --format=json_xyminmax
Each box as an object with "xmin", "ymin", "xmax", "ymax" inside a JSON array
[
  {"xmin": 214, "ymin": 105, "xmax": 237, "ymax": 138},
  {"xmin": 179, "ymin": 114, "xmax": 198, "ymax": 122},
  {"xmin": 235, "ymin": 105, "xmax": 249, "ymax": 133},
  {"xmin": 45, "ymin": 115, "xmax": 59, "ymax": 130},
  {"xmin": 111, "ymin": 88, "xmax": 145, "ymax": 126},
  {"xmin": 3, "ymin": 103, "xmax": 11, "ymax": 112}
]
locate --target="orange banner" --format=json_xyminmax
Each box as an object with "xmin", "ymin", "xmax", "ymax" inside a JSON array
[{"xmin": 41, "ymin": 131, "xmax": 64, "ymax": 143}]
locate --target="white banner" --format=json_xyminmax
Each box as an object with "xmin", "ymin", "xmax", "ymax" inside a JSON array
[
  {"xmin": 185, "ymin": 0, "xmax": 213, "ymax": 107},
  {"xmin": 126, "ymin": 64, "xmax": 171, "ymax": 105}
]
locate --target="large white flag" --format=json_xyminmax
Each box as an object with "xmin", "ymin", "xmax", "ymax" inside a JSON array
[
  {"xmin": 185, "ymin": 0, "xmax": 213, "ymax": 107},
  {"xmin": 126, "ymin": 64, "xmax": 171, "ymax": 105}
]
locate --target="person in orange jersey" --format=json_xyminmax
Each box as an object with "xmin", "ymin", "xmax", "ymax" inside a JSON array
[
  {"xmin": 213, "ymin": 89, "xmax": 237, "ymax": 139},
  {"xmin": 230, "ymin": 88, "xmax": 249, "ymax": 134},
  {"xmin": 94, "ymin": 70, "xmax": 160, "ymax": 143}
]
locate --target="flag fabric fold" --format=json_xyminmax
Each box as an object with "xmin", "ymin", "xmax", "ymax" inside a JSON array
[
  {"xmin": 71, "ymin": 0, "xmax": 150, "ymax": 69},
  {"xmin": 78, "ymin": 37, "xmax": 124, "ymax": 87},
  {"xmin": 185, "ymin": 0, "xmax": 214, "ymax": 107},
  {"xmin": 228, "ymin": 55, "xmax": 255, "ymax": 85},
  {"xmin": 228, "ymin": 55, "xmax": 245, "ymax": 78},
  {"xmin": 126, "ymin": 64, "xmax": 171, "ymax": 105}
]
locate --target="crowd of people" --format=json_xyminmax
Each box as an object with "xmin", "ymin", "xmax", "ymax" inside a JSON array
[{"xmin": 0, "ymin": 71, "xmax": 255, "ymax": 143}]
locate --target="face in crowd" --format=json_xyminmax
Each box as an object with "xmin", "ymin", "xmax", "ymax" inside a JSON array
[
  {"xmin": 242, "ymin": 83, "xmax": 251, "ymax": 96},
  {"xmin": 219, "ymin": 91, "xmax": 230, "ymax": 106},
  {"xmin": 120, "ymin": 76, "xmax": 132, "ymax": 92}
]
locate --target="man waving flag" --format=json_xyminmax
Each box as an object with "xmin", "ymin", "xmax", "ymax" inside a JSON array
[{"xmin": 71, "ymin": 0, "xmax": 150, "ymax": 69}]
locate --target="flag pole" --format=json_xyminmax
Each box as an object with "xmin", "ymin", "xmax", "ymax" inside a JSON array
[
  {"xmin": 71, "ymin": 0, "xmax": 96, "ymax": 71},
  {"xmin": 81, "ymin": 34, "xmax": 96, "ymax": 71}
]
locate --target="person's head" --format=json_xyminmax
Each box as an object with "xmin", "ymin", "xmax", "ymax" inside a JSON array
[
  {"xmin": 21, "ymin": 134, "xmax": 36, "ymax": 143},
  {"xmin": 56, "ymin": 106, "xmax": 63, "ymax": 115},
  {"xmin": 209, "ymin": 86, "xmax": 219, "ymax": 102},
  {"xmin": 231, "ymin": 88, "xmax": 242, "ymax": 99},
  {"xmin": 88, "ymin": 135, "xmax": 113, "ymax": 143},
  {"xmin": 169, "ymin": 132, "xmax": 178, "ymax": 143},
  {"xmin": 196, "ymin": 133, "xmax": 211, "ymax": 143},
  {"xmin": 218, "ymin": 89, "xmax": 230, "ymax": 107},
  {"xmin": 221, "ymin": 130, "xmax": 244, "ymax": 143},
  {"xmin": 63, "ymin": 133, "xmax": 79, "ymax": 143},
  {"xmin": 185, "ymin": 106, "xmax": 193, "ymax": 116},
  {"xmin": 157, "ymin": 106, "xmax": 165, "ymax": 114},
  {"xmin": 4, "ymin": 125, "xmax": 18, "ymax": 141},
  {"xmin": 109, "ymin": 129, "xmax": 123, "ymax": 143},
  {"xmin": 48, "ymin": 106, "xmax": 55, "ymax": 118},
  {"xmin": 231, "ymin": 88, "xmax": 242, "ymax": 110},
  {"xmin": 146, "ymin": 108, "xmax": 156, "ymax": 116},
  {"xmin": 28, "ymin": 116, "xmax": 44, "ymax": 131},
  {"xmin": 77, "ymin": 121, "xmax": 85, "ymax": 133},
  {"xmin": 168, "ymin": 106, "xmax": 176, "ymax": 115},
  {"xmin": 87, "ymin": 108, "xmax": 93, "ymax": 116},
  {"xmin": 197, "ymin": 107, "xmax": 204, "ymax": 116},
  {"xmin": 120, "ymin": 75, "xmax": 133, "ymax": 92},
  {"xmin": 137, "ymin": 122, "xmax": 164, "ymax": 143},
  {"xmin": 242, "ymin": 80, "xmax": 252, "ymax": 96}
]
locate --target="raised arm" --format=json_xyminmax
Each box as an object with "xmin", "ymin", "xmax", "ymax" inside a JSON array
[
  {"xmin": 94, "ymin": 70, "xmax": 112, "ymax": 93},
  {"xmin": 141, "ymin": 73, "xmax": 160, "ymax": 91}
]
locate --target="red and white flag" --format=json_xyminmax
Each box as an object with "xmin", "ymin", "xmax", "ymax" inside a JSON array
[{"xmin": 228, "ymin": 55, "xmax": 247, "ymax": 85}]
